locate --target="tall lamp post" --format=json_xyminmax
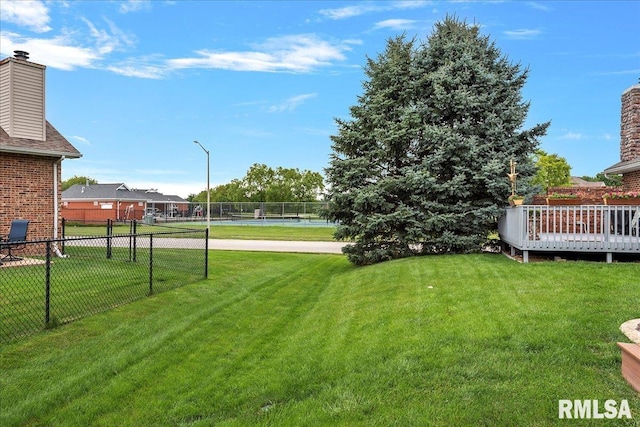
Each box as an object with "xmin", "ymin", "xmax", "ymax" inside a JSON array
[{"xmin": 193, "ymin": 140, "xmax": 210, "ymax": 232}]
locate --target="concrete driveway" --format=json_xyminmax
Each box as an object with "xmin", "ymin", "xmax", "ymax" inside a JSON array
[{"xmin": 208, "ymin": 239, "xmax": 346, "ymax": 254}]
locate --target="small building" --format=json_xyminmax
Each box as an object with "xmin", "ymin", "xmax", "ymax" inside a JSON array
[
  {"xmin": 0, "ymin": 51, "xmax": 81, "ymax": 240},
  {"xmin": 62, "ymin": 183, "xmax": 189, "ymax": 223},
  {"xmin": 603, "ymin": 84, "xmax": 640, "ymax": 191}
]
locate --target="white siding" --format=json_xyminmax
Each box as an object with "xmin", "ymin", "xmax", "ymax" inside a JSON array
[
  {"xmin": 0, "ymin": 59, "xmax": 46, "ymax": 140},
  {"xmin": 0, "ymin": 64, "xmax": 11, "ymax": 133}
]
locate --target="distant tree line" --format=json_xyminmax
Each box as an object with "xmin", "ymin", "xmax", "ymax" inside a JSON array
[
  {"xmin": 61, "ymin": 175, "xmax": 98, "ymax": 191},
  {"xmin": 190, "ymin": 163, "xmax": 325, "ymax": 203}
]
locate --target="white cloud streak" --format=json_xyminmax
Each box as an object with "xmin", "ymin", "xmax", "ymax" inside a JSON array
[
  {"xmin": 373, "ymin": 19, "xmax": 417, "ymax": 31},
  {"xmin": 0, "ymin": 31, "xmax": 99, "ymax": 70},
  {"xmin": 1, "ymin": 18, "xmax": 136, "ymax": 71},
  {"xmin": 269, "ymin": 93, "xmax": 317, "ymax": 113},
  {"xmin": 319, "ymin": 1, "xmax": 429, "ymax": 20},
  {"xmin": 559, "ymin": 132, "xmax": 583, "ymax": 140},
  {"xmin": 119, "ymin": 0, "xmax": 152, "ymax": 14},
  {"xmin": 1, "ymin": 3, "xmax": 353, "ymax": 79},
  {"xmin": 82, "ymin": 17, "xmax": 135, "ymax": 55},
  {"xmin": 0, "ymin": 0, "xmax": 51, "ymax": 33},
  {"xmin": 526, "ymin": 2, "xmax": 551, "ymax": 12},
  {"xmin": 503, "ymin": 28, "xmax": 542, "ymax": 39},
  {"xmin": 71, "ymin": 136, "xmax": 90, "ymax": 145},
  {"xmin": 168, "ymin": 34, "xmax": 350, "ymax": 73}
]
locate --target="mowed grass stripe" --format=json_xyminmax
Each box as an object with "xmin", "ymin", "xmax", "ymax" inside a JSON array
[
  {"xmin": 1, "ymin": 252, "xmax": 349, "ymax": 426},
  {"xmin": 1, "ymin": 253, "xmax": 639, "ymax": 426}
]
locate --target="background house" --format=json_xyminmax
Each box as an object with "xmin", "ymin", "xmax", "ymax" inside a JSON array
[
  {"xmin": 604, "ymin": 84, "xmax": 640, "ymax": 191},
  {"xmin": 62, "ymin": 183, "xmax": 189, "ymax": 223},
  {"xmin": 0, "ymin": 51, "xmax": 81, "ymax": 240}
]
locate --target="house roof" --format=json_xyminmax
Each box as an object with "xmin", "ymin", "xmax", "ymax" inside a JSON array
[
  {"xmin": 63, "ymin": 183, "xmax": 187, "ymax": 203},
  {"xmin": 63, "ymin": 183, "xmax": 147, "ymax": 201},
  {"xmin": 0, "ymin": 121, "xmax": 82, "ymax": 159},
  {"xmin": 603, "ymin": 158, "xmax": 640, "ymax": 175},
  {"xmin": 570, "ymin": 177, "xmax": 606, "ymax": 187},
  {"xmin": 132, "ymin": 189, "xmax": 187, "ymax": 203}
]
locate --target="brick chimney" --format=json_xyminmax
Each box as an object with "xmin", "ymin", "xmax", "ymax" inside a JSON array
[
  {"xmin": 0, "ymin": 51, "xmax": 46, "ymax": 141},
  {"xmin": 620, "ymin": 84, "xmax": 640, "ymax": 162}
]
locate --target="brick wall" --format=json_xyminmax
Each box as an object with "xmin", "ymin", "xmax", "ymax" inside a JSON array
[
  {"xmin": 624, "ymin": 170, "xmax": 640, "ymax": 192},
  {"xmin": 61, "ymin": 202, "xmax": 146, "ymax": 223},
  {"xmin": 1, "ymin": 152, "xmax": 60, "ymax": 240},
  {"xmin": 531, "ymin": 186, "xmax": 615, "ymax": 205},
  {"xmin": 621, "ymin": 85, "xmax": 640, "ymax": 162}
]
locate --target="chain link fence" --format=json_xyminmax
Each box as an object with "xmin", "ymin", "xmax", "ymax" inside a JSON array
[
  {"xmin": 0, "ymin": 226, "xmax": 208, "ymax": 343},
  {"xmin": 63, "ymin": 202, "xmax": 333, "ymax": 227}
]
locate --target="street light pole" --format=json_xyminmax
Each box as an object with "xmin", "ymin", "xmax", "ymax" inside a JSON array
[{"xmin": 193, "ymin": 140, "xmax": 210, "ymax": 232}]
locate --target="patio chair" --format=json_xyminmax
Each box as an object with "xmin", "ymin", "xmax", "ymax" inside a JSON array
[{"xmin": 0, "ymin": 219, "xmax": 30, "ymax": 262}]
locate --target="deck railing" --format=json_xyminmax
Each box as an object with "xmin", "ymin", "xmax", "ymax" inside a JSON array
[{"xmin": 498, "ymin": 205, "xmax": 639, "ymax": 262}]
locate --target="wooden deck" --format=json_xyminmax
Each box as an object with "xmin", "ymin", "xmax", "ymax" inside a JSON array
[{"xmin": 498, "ymin": 205, "xmax": 639, "ymax": 262}]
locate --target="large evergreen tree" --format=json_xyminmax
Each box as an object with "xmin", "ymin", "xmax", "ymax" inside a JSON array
[{"xmin": 325, "ymin": 17, "xmax": 549, "ymax": 265}]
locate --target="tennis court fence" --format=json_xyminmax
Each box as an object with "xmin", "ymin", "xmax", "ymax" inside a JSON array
[{"xmin": 63, "ymin": 201, "xmax": 334, "ymax": 226}]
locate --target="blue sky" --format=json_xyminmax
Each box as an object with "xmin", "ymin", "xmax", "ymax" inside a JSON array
[{"xmin": 1, "ymin": 0, "xmax": 639, "ymax": 198}]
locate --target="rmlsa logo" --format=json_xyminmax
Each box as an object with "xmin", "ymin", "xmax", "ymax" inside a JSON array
[{"xmin": 558, "ymin": 399, "xmax": 632, "ymax": 419}]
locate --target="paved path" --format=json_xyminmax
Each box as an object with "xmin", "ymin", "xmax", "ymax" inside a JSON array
[
  {"xmin": 65, "ymin": 236, "xmax": 347, "ymax": 254},
  {"xmin": 208, "ymin": 239, "xmax": 346, "ymax": 254}
]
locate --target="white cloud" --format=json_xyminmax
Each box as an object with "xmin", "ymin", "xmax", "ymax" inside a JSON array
[
  {"xmin": 168, "ymin": 34, "xmax": 349, "ymax": 73},
  {"xmin": 0, "ymin": 0, "xmax": 51, "ymax": 33},
  {"xmin": 394, "ymin": 1, "xmax": 431, "ymax": 9},
  {"xmin": 526, "ymin": 2, "xmax": 551, "ymax": 12},
  {"xmin": 559, "ymin": 132, "xmax": 583, "ymax": 140},
  {"xmin": 319, "ymin": 1, "xmax": 429, "ymax": 20},
  {"xmin": 373, "ymin": 19, "xmax": 417, "ymax": 31},
  {"xmin": 119, "ymin": 0, "xmax": 152, "ymax": 14},
  {"xmin": 269, "ymin": 93, "xmax": 317, "ymax": 113},
  {"xmin": 106, "ymin": 62, "xmax": 167, "ymax": 79},
  {"xmin": 82, "ymin": 17, "xmax": 135, "ymax": 55},
  {"xmin": 71, "ymin": 136, "xmax": 90, "ymax": 145},
  {"xmin": 1, "ymin": 17, "xmax": 136, "ymax": 71},
  {"xmin": 0, "ymin": 31, "xmax": 99, "ymax": 70},
  {"xmin": 504, "ymin": 28, "xmax": 542, "ymax": 39},
  {"xmin": 319, "ymin": 4, "xmax": 381, "ymax": 20}
]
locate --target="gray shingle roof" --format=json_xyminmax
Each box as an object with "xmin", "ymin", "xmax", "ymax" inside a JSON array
[
  {"xmin": 0, "ymin": 121, "xmax": 82, "ymax": 158},
  {"xmin": 603, "ymin": 158, "xmax": 640, "ymax": 175},
  {"xmin": 63, "ymin": 184, "xmax": 187, "ymax": 203}
]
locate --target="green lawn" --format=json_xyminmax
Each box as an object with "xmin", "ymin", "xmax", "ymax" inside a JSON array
[
  {"xmin": 1, "ymin": 253, "xmax": 639, "ymax": 426},
  {"xmin": 64, "ymin": 224, "xmax": 337, "ymax": 241},
  {"xmin": 0, "ymin": 246, "xmax": 206, "ymax": 341}
]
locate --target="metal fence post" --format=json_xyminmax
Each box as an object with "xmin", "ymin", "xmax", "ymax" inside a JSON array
[
  {"xmin": 45, "ymin": 241, "xmax": 51, "ymax": 326},
  {"xmin": 149, "ymin": 233, "xmax": 153, "ymax": 295},
  {"xmin": 128, "ymin": 220, "xmax": 133, "ymax": 262},
  {"xmin": 133, "ymin": 220, "xmax": 137, "ymax": 262},
  {"xmin": 205, "ymin": 227, "xmax": 209, "ymax": 279},
  {"xmin": 61, "ymin": 217, "xmax": 66, "ymax": 253},
  {"xmin": 106, "ymin": 219, "xmax": 112, "ymax": 259}
]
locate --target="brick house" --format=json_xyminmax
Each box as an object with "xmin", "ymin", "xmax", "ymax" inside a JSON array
[
  {"xmin": 61, "ymin": 183, "xmax": 189, "ymax": 223},
  {"xmin": 603, "ymin": 84, "xmax": 640, "ymax": 191},
  {"xmin": 1, "ymin": 51, "xmax": 81, "ymax": 240}
]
